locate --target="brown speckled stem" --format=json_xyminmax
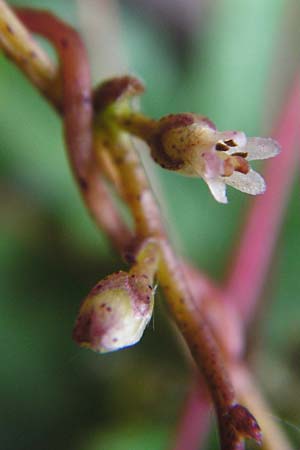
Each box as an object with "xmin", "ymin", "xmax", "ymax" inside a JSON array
[{"xmin": 158, "ymin": 242, "xmax": 236, "ymax": 416}]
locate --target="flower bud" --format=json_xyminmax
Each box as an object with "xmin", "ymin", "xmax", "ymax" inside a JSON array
[
  {"xmin": 93, "ymin": 76, "xmax": 145, "ymax": 112},
  {"xmin": 228, "ymin": 404, "xmax": 262, "ymax": 444},
  {"xmin": 73, "ymin": 271, "xmax": 154, "ymax": 353}
]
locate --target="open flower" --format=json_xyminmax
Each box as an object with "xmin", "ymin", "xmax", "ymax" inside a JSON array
[{"xmin": 149, "ymin": 114, "xmax": 280, "ymax": 203}]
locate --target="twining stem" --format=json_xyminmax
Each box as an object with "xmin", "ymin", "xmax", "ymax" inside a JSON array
[
  {"xmin": 0, "ymin": 0, "xmax": 60, "ymax": 105},
  {"xmin": 16, "ymin": 8, "xmax": 93, "ymax": 184},
  {"xmin": 182, "ymin": 263, "xmax": 244, "ymax": 360},
  {"xmin": 15, "ymin": 7, "xmax": 131, "ymax": 252},
  {"xmin": 158, "ymin": 242, "xmax": 235, "ymax": 413},
  {"xmin": 84, "ymin": 163, "xmax": 132, "ymax": 251}
]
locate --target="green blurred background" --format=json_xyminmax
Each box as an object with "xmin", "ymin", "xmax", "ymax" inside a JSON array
[{"xmin": 0, "ymin": 0, "xmax": 299, "ymax": 449}]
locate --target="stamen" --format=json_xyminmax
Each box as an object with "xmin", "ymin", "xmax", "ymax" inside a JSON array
[
  {"xmin": 224, "ymin": 139, "xmax": 237, "ymax": 147},
  {"xmin": 216, "ymin": 142, "xmax": 229, "ymax": 151},
  {"xmin": 223, "ymin": 159, "xmax": 234, "ymax": 177},
  {"xmin": 231, "ymin": 156, "xmax": 249, "ymax": 174},
  {"xmin": 231, "ymin": 151, "xmax": 248, "ymax": 158}
]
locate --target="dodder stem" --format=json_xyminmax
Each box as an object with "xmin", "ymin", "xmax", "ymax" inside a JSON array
[
  {"xmin": 16, "ymin": 8, "xmax": 93, "ymax": 184},
  {"xmin": 16, "ymin": 7, "xmax": 131, "ymax": 252}
]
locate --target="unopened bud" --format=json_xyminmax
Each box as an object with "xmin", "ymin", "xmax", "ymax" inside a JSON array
[
  {"xmin": 229, "ymin": 404, "xmax": 262, "ymax": 444},
  {"xmin": 93, "ymin": 76, "xmax": 145, "ymax": 112},
  {"xmin": 73, "ymin": 270, "xmax": 154, "ymax": 353}
]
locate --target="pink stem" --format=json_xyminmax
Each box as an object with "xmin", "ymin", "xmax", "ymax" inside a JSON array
[
  {"xmin": 171, "ymin": 381, "xmax": 211, "ymax": 450},
  {"xmin": 225, "ymin": 77, "xmax": 300, "ymax": 323}
]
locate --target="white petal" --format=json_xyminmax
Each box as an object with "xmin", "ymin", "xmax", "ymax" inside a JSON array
[
  {"xmin": 204, "ymin": 177, "xmax": 228, "ymax": 203},
  {"xmin": 224, "ymin": 169, "xmax": 266, "ymax": 195},
  {"xmin": 243, "ymin": 137, "xmax": 280, "ymax": 160}
]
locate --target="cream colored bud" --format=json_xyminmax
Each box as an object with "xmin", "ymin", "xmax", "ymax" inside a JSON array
[{"xmin": 73, "ymin": 271, "xmax": 154, "ymax": 353}]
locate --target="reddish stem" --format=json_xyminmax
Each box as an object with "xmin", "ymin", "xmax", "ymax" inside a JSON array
[
  {"xmin": 84, "ymin": 163, "xmax": 132, "ymax": 251},
  {"xmin": 16, "ymin": 8, "xmax": 131, "ymax": 251},
  {"xmin": 16, "ymin": 8, "xmax": 92, "ymax": 186},
  {"xmin": 225, "ymin": 77, "xmax": 300, "ymax": 323}
]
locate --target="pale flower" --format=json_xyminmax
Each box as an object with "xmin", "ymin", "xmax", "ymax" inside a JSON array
[{"xmin": 149, "ymin": 115, "xmax": 280, "ymax": 203}]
